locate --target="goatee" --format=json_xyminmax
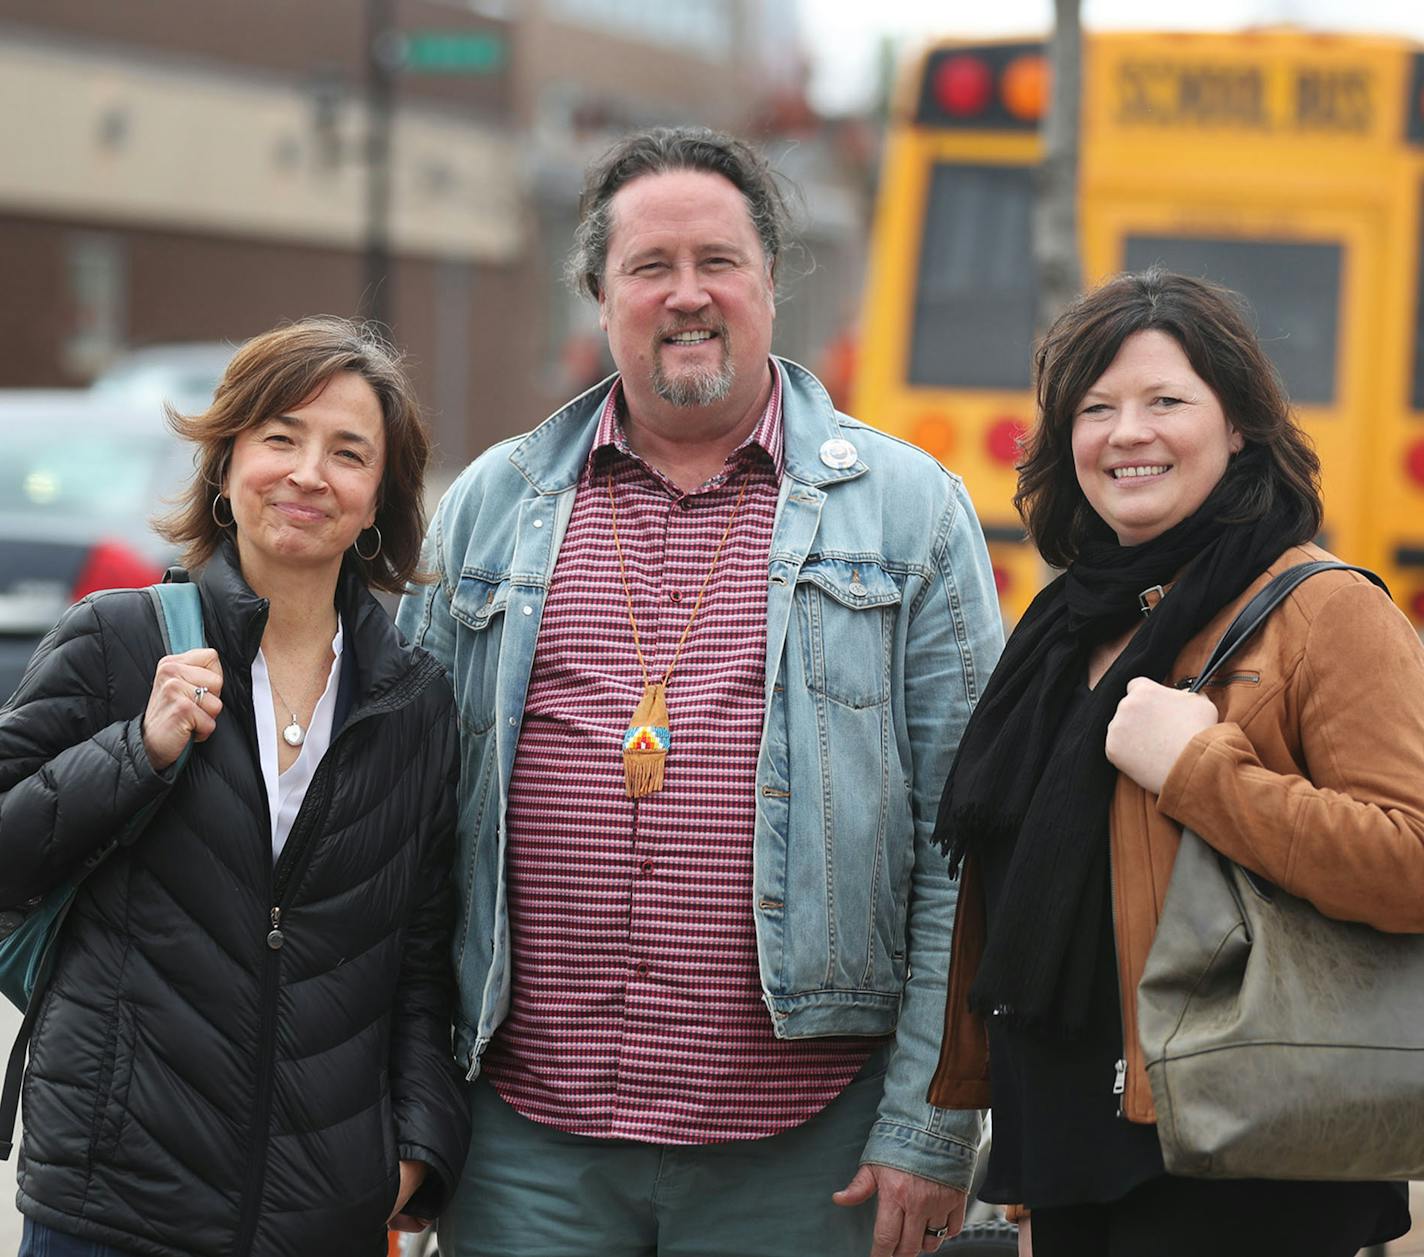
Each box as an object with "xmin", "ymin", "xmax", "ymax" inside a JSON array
[
  {"xmin": 653, "ymin": 361, "xmax": 736, "ymax": 407},
  {"xmin": 651, "ymin": 325, "xmax": 735, "ymax": 407}
]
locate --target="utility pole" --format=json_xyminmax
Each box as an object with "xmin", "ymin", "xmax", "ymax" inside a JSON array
[
  {"xmin": 364, "ymin": 0, "xmax": 395, "ymax": 331},
  {"xmin": 1034, "ymin": 0, "xmax": 1083, "ymax": 331}
]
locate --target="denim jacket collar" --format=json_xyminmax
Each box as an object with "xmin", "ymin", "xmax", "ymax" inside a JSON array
[{"xmin": 508, "ymin": 358, "xmax": 866, "ymax": 496}]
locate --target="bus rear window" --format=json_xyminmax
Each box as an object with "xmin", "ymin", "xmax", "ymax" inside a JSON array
[
  {"xmin": 1412, "ymin": 192, "xmax": 1424, "ymax": 410},
  {"xmin": 1122, "ymin": 236, "xmax": 1342, "ymax": 406},
  {"xmin": 908, "ymin": 163, "xmax": 1037, "ymax": 391}
]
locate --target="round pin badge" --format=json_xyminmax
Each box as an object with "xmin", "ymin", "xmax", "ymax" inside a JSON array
[{"xmin": 819, "ymin": 438, "xmax": 858, "ymax": 470}]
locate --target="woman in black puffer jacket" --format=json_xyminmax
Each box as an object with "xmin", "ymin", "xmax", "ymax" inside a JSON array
[{"xmin": 0, "ymin": 318, "xmax": 469, "ymax": 1257}]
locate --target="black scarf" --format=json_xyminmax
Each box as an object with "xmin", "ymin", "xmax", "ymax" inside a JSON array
[{"xmin": 934, "ymin": 466, "xmax": 1302, "ymax": 1036}]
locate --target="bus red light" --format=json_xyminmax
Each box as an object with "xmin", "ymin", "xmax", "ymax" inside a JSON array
[
  {"xmin": 1406, "ymin": 439, "xmax": 1424, "ymax": 486},
  {"xmin": 934, "ymin": 56, "xmax": 993, "ymax": 117},
  {"xmin": 992, "ymin": 565, "xmax": 1011, "ymax": 595},
  {"xmin": 986, "ymin": 417, "xmax": 1028, "ymax": 465},
  {"xmin": 1411, "ymin": 590, "xmax": 1424, "ymax": 623}
]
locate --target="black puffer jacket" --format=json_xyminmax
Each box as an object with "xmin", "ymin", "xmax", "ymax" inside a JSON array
[{"xmin": 0, "ymin": 545, "xmax": 469, "ymax": 1257}]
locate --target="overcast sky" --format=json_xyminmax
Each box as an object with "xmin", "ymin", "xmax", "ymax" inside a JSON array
[{"xmin": 797, "ymin": 0, "xmax": 1424, "ymax": 113}]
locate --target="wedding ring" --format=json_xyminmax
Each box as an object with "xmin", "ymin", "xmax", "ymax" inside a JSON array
[
  {"xmin": 925, "ymin": 1224, "xmax": 950, "ymax": 1240},
  {"xmin": 193, "ymin": 686, "xmax": 209, "ymax": 705}
]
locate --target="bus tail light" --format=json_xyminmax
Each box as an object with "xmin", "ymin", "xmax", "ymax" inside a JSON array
[
  {"xmin": 934, "ymin": 56, "xmax": 993, "ymax": 117},
  {"xmin": 916, "ymin": 43, "xmax": 1045, "ymax": 131},
  {"xmin": 993, "ymin": 565, "xmax": 1011, "ymax": 596},
  {"xmin": 1002, "ymin": 54, "xmax": 1049, "ymax": 122},
  {"xmin": 912, "ymin": 414, "xmax": 957, "ymax": 461},
  {"xmin": 986, "ymin": 417, "xmax": 1029, "ymax": 466},
  {"xmin": 1411, "ymin": 590, "xmax": 1424, "ymax": 623},
  {"xmin": 1406, "ymin": 438, "xmax": 1424, "ymax": 486}
]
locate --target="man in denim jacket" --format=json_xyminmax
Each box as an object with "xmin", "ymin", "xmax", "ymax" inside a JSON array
[{"xmin": 398, "ymin": 127, "xmax": 1003, "ymax": 1257}]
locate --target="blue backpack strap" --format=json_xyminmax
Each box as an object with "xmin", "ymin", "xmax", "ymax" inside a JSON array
[
  {"xmin": 145, "ymin": 578, "xmax": 206, "ymax": 781},
  {"xmin": 150, "ymin": 577, "xmax": 206, "ymax": 657}
]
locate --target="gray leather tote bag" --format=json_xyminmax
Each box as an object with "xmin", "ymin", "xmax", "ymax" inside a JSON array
[{"xmin": 1137, "ymin": 561, "xmax": 1424, "ymax": 1180}]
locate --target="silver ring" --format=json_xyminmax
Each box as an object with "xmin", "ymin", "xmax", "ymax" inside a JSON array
[
  {"xmin": 925, "ymin": 1224, "xmax": 949, "ymax": 1240},
  {"xmin": 193, "ymin": 686, "xmax": 209, "ymax": 705}
]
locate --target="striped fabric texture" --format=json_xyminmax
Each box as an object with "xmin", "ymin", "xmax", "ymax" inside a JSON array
[{"xmin": 481, "ymin": 366, "xmax": 877, "ymax": 1143}]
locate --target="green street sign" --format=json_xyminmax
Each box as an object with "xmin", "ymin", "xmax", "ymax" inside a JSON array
[{"xmin": 401, "ymin": 31, "xmax": 506, "ymax": 74}]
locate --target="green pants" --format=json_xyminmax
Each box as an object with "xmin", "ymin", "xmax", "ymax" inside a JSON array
[{"xmin": 437, "ymin": 1052, "xmax": 888, "ymax": 1257}]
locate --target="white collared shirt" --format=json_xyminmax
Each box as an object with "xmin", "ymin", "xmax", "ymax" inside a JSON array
[{"xmin": 251, "ymin": 624, "xmax": 343, "ymax": 864}]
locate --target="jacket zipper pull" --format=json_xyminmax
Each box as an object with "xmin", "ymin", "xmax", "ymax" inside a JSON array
[
  {"xmin": 1112, "ymin": 1057, "xmax": 1126, "ymax": 1116},
  {"xmin": 266, "ymin": 906, "xmax": 285, "ymax": 951}
]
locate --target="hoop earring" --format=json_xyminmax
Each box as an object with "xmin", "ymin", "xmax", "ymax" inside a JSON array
[
  {"xmin": 212, "ymin": 495, "xmax": 235, "ymax": 528},
  {"xmin": 354, "ymin": 525, "xmax": 382, "ymax": 561}
]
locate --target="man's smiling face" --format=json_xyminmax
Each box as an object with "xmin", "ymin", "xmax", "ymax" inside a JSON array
[{"xmin": 598, "ymin": 169, "xmax": 775, "ymax": 413}]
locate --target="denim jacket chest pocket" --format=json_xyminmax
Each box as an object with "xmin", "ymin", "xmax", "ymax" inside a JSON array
[
  {"xmin": 449, "ymin": 571, "xmax": 511, "ymax": 734},
  {"xmin": 795, "ymin": 558, "xmax": 902, "ymax": 708}
]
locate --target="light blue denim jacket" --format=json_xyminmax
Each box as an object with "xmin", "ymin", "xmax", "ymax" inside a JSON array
[{"xmin": 397, "ymin": 359, "xmax": 1004, "ymax": 1187}]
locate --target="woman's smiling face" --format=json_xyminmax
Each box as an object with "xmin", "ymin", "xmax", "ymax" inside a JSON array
[
  {"xmin": 224, "ymin": 370, "xmax": 386, "ymax": 582},
  {"xmin": 1071, "ymin": 329, "xmax": 1244, "ymax": 546}
]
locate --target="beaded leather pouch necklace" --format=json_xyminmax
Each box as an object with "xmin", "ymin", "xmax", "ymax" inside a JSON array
[{"xmin": 608, "ymin": 467, "xmax": 749, "ymax": 798}]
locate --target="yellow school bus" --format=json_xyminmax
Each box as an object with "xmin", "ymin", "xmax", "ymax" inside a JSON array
[{"xmin": 855, "ymin": 28, "xmax": 1424, "ymax": 627}]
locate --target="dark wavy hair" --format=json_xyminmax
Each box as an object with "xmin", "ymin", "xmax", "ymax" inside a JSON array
[
  {"xmin": 155, "ymin": 317, "xmax": 432, "ymax": 594},
  {"xmin": 568, "ymin": 126, "xmax": 794, "ymax": 300},
  {"xmin": 1016, "ymin": 267, "xmax": 1323, "ymax": 567}
]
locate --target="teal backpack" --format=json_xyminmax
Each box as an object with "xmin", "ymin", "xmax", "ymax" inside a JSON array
[{"xmin": 0, "ymin": 578, "xmax": 205, "ymax": 1158}]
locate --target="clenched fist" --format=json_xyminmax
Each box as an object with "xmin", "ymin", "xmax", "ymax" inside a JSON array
[
  {"xmin": 142, "ymin": 648, "xmax": 224, "ymax": 771},
  {"xmin": 1104, "ymin": 676, "xmax": 1219, "ymax": 795}
]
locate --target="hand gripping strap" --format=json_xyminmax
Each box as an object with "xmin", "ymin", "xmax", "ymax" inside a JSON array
[{"xmin": 1182, "ymin": 560, "xmax": 1387, "ymax": 906}]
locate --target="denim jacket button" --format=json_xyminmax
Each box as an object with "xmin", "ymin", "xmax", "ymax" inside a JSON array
[{"xmin": 819, "ymin": 438, "xmax": 858, "ymax": 469}]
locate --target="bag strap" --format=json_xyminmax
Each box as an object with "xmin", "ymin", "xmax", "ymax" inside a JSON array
[
  {"xmin": 150, "ymin": 575, "xmax": 205, "ymax": 657},
  {"xmin": 1181, "ymin": 560, "xmax": 1388, "ymax": 907},
  {"xmin": 1188, "ymin": 561, "xmax": 1388, "ymax": 695},
  {"xmin": 2, "ymin": 579, "xmax": 207, "ymax": 1159},
  {"xmin": 113, "ymin": 580, "xmax": 205, "ymax": 848}
]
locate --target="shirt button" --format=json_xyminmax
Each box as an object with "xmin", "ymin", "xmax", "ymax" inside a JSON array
[
  {"xmin": 668, "ymin": 590, "xmax": 682, "ymax": 603},
  {"xmin": 640, "ymin": 858, "xmax": 655, "ymax": 875},
  {"xmin": 635, "ymin": 961, "xmax": 649, "ymax": 977}
]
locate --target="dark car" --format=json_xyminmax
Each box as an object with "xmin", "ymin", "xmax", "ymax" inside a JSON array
[{"xmin": 0, "ymin": 396, "xmax": 198, "ymax": 705}]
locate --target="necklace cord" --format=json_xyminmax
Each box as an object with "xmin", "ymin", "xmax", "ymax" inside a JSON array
[
  {"xmin": 266, "ymin": 676, "xmax": 299, "ymax": 726},
  {"xmin": 608, "ymin": 466, "xmax": 750, "ymax": 692}
]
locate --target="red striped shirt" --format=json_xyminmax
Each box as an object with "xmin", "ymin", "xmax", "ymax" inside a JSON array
[{"xmin": 482, "ymin": 365, "xmax": 877, "ymax": 1143}]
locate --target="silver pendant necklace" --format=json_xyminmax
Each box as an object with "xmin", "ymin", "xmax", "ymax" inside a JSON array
[{"xmin": 268, "ymin": 678, "xmax": 305, "ymax": 747}]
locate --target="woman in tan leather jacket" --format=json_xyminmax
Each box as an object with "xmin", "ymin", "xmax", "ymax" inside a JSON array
[{"xmin": 930, "ymin": 269, "xmax": 1423, "ymax": 1257}]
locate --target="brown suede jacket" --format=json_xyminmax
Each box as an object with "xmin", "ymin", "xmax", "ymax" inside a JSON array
[{"xmin": 928, "ymin": 543, "xmax": 1424, "ymax": 1126}]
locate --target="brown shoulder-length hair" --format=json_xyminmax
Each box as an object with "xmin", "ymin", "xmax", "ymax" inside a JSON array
[
  {"xmin": 1016, "ymin": 267, "xmax": 1323, "ymax": 568},
  {"xmin": 155, "ymin": 316, "xmax": 431, "ymax": 594}
]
